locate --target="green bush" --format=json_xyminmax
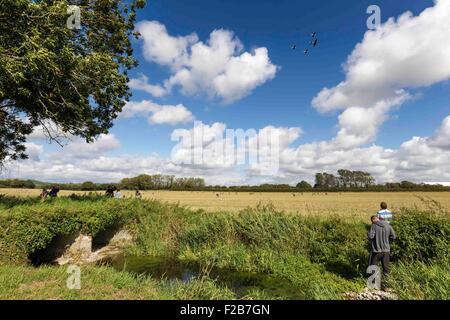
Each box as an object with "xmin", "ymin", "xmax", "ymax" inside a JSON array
[
  {"xmin": 177, "ymin": 204, "xmax": 369, "ymax": 279},
  {"xmin": 391, "ymin": 208, "xmax": 450, "ymax": 263}
]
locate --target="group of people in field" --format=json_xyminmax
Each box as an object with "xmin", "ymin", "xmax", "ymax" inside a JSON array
[
  {"xmin": 105, "ymin": 185, "xmax": 142, "ymax": 199},
  {"xmin": 39, "ymin": 185, "xmax": 144, "ymax": 201},
  {"xmin": 39, "ymin": 186, "xmax": 60, "ymax": 200}
]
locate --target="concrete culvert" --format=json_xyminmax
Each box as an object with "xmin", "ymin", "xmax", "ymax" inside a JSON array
[
  {"xmin": 92, "ymin": 224, "xmax": 122, "ymax": 251},
  {"xmin": 28, "ymin": 227, "xmax": 133, "ymax": 266},
  {"xmin": 29, "ymin": 232, "xmax": 86, "ymax": 266}
]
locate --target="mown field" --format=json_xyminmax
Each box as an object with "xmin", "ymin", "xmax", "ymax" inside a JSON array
[
  {"xmin": 1, "ymin": 188, "xmax": 450, "ymax": 217},
  {"xmin": 0, "ymin": 194, "xmax": 448, "ymax": 300}
]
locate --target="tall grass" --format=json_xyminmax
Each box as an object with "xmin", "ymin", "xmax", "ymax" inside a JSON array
[
  {"xmin": 0, "ymin": 195, "xmax": 448, "ymax": 299},
  {"xmin": 387, "ymin": 261, "xmax": 450, "ymax": 300}
]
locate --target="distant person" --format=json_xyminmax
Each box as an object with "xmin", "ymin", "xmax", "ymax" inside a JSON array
[
  {"xmin": 367, "ymin": 215, "xmax": 396, "ymax": 285},
  {"xmin": 48, "ymin": 186, "xmax": 60, "ymax": 198},
  {"xmin": 135, "ymin": 190, "xmax": 142, "ymax": 199},
  {"xmin": 377, "ymin": 202, "xmax": 393, "ymax": 223},
  {"xmin": 40, "ymin": 188, "xmax": 48, "ymax": 201},
  {"xmin": 114, "ymin": 189, "xmax": 123, "ymax": 199},
  {"xmin": 105, "ymin": 185, "xmax": 116, "ymax": 198}
]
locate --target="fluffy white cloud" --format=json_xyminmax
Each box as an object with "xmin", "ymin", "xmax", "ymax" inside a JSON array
[
  {"xmin": 23, "ymin": 143, "xmax": 44, "ymax": 161},
  {"xmin": 312, "ymin": 0, "xmax": 450, "ymax": 148},
  {"xmin": 314, "ymin": 0, "xmax": 450, "ymax": 112},
  {"xmin": 138, "ymin": 21, "xmax": 198, "ymax": 69},
  {"xmin": 122, "ymin": 100, "xmax": 195, "ymax": 125},
  {"xmin": 333, "ymin": 94, "xmax": 411, "ymax": 148},
  {"xmin": 394, "ymin": 115, "xmax": 450, "ymax": 181},
  {"xmin": 135, "ymin": 21, "xmax": 278, "ymax": 104},
  {"xmin": 60, "ymin": 134, "xmax": 121, "ymax": 160},
  {"xmin": 170, "ymin": 122, "xmax": 302, "ymax": 174},
  {"xmin": 278, "ymin": 114, "xmax": 450, "ymax": 184},
  {"xmin": 4, "ymin": 116, "xmax": 450, "ymax": 185},
  {"xmin": 128, "ymin": 75, "xmax": 167, "ymax": 98},
  {"xmin": 170, "ymin": 122, "xmax": 236, "ymax": 169},
  {"xmin": 429, "ymin": 115, "xmax": 450, "ymax": 150}
]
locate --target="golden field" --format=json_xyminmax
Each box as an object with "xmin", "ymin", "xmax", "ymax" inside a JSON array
[{"xmin": 1, "ymin": 188, "xmax": 449, "ymax": 218}]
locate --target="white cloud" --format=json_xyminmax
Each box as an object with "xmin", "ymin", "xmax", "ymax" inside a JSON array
[
  {"xmin": 429, "ymin": 115, "xmax": 450, "ymax": 150},
  {"xmin": 137, "ymin": 20, "xmax": 198, "ymax": 69},
  {"xmin": 60, "ymin": 134, "xmax": 121, "ymax": 160},
  {"xmin": 277, "ymin": 114, "xmax": 450, "ymax": 184},
  {"xmin": 23, "ymin": 143, "xmax": 44, "ymax": 161},
  {"xmin": 211, "ymin": 47, "xmax": 279, "ymax": 104},
  {"xmin": 313, "ymin": 0, "xmax": 450, "ymax": 113},
  {"xmin": 4, "ymin": 116, "xmax": 450, "ymax": 185},
  {"xmin": 333, "ymin": 94, "xmax": 410, "ymax": 148},
  {"xmin": 393, "ymin": 115, "xmax": 450, "ymax": 182},
  {"xmin": 128, "ymin": 74, "xmax": 167, "ymax": 98},
  {"xmin": 170, "ymin": 122, "xmax": 234, "ymax": 169},
  {"xmin": 149, "ymin": 105, "xmax": 195, "ymax": 125},
  {"xmin": 312, "ymin": 0, "xmax": 450, "ymax": 148},
  {"xmin": 122, "ymin": 100, "xmax": 195, "ymax": 125},
  {"xmin": 135, "ymin": 21, "xmax": 278, "ymax": 104},
  {"xmin": 170, "ymin": 122, "xmax": 302, "ymax": 172}
]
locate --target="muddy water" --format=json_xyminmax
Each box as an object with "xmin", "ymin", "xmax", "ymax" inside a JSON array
[{"xmin": 111, "ymin": 255, "xmax": 304, "ymax": 299}]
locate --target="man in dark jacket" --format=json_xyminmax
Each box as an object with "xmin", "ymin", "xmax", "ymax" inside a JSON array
[
  {"xmin": 368, "ymin": 215, "xmax": 396, "ymax": 275},
  {"xmin": 48, "ymin": 186, "xmax": 60, "ymax": 198}
]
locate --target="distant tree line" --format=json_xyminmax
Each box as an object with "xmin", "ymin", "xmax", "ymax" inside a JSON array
[
  {"xmin": 1, "ymin": 170, "xmax": 449, "ymax": 192},
  {"xmin": 314, "ymin": 170, "xmax": 375, "ymax": 189},
  {"xmin": 0, "ymin": 179, "xmax": 36, "ymax": 189},
  {"xmin": 120, "ymin": 174, "xmax": 206, "ymax": 190},
  {"xmin": 0, "ymin": 175, "xmax": 206, "ymax": 191}
]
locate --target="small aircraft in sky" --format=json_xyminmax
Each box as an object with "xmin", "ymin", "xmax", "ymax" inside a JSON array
[{"xmin": 291, "ymin": 31, "xmax": 319, "ymax": 55}]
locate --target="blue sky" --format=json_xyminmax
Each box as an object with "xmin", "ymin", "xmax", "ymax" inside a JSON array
[
  {"xmin": 114, "ymin": 0, "xmax": 446, "ymax": 154},
  {"xmin": 4, "ymin": 0, "xmax": 450, "ymax": 185}
]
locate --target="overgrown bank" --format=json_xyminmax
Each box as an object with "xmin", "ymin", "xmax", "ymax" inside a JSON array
[{"xmin": 0, "ymin": 195, "xmax": 448, "ymax": 299}]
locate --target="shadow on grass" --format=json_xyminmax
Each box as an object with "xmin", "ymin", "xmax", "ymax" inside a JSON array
[{"xmin": 0, "ymin": 194, "xmax": 41, "ymax": 208}]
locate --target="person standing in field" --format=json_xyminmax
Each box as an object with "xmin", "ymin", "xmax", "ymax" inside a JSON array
[
  {"xmin": 48, "ymin": 186, "xmax": 60, "ymax": 198},
  {"xmin": 377, "ymin": 202, "xmax": 394, "ymax": 223},
  {"xmin": 368, "ymin": 215, "xmax": 396, "ymax": 286},
  {"xmin": 135, "ymin": 190, "xmax": 142, "ymax": 199},
  {"xmin": 114, "ymin": 188, "xmax": 123, "ymax": 199},
  {"xmin": 105, "ymin": 185, "xmax": 116, "ymax": 198},
  {"xmin": 39, "ymin": 188, "xmax": 48, "ymax": 201}
]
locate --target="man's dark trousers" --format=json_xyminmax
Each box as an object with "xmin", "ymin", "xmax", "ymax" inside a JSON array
[{"xmin": 369, "ymin": 252, "xmax": 390, "ymax": 274}]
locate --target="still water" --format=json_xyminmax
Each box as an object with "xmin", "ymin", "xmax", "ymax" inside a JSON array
[{"xmin": 111, "ymin": 255, "xmax": 304, "ymax": 299}]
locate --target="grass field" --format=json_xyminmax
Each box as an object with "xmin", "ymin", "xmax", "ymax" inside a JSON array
[{"xmin": 1, "ymin": 188, "xmax": 450, "ymax": 217}]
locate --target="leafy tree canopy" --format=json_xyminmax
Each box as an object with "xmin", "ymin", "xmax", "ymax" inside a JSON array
[
  {"xmin": 296, "ymin": 180, "xmax": 312, "ymax": 190},
  {"xmin": 0, "ymin": 0, "xmax": 146, "ymax": 166}
]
